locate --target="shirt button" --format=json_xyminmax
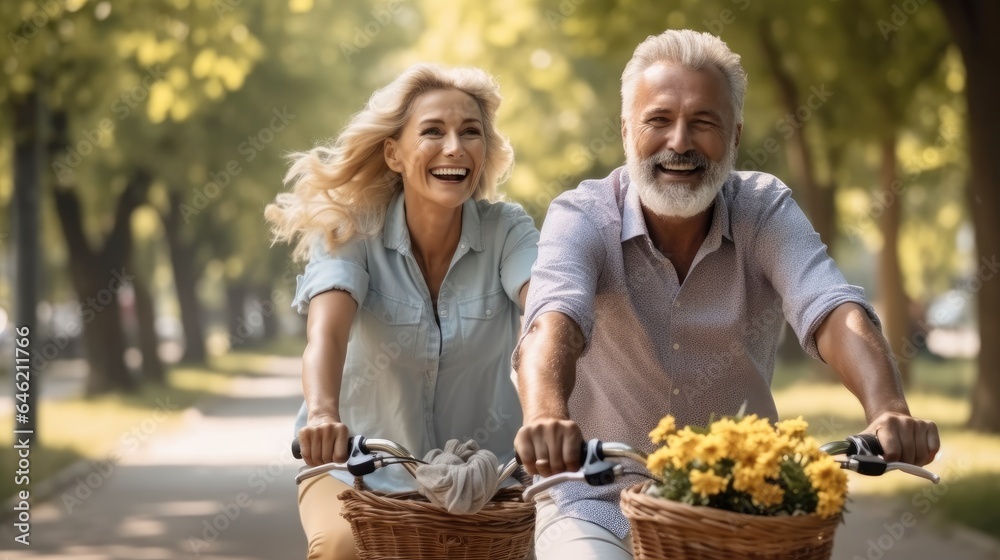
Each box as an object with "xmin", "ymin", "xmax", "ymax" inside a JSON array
[
  {"xmin": 673, "ymin": 388, "xmax": 680, "ymax": 396},
  {"xmin": 460, "ymin": 243, "xmax": 467, "ymax": 249},
  {"xmin": 673, "ymin": 343, "xmax": 680, "ymax": 350},
  {"xmin": 485, "ymin": 309, "xmax": 492, "ymax": 316},
  {"xmin": 440, "ymin": 310, "xmax": 448, "ymax": 317}
]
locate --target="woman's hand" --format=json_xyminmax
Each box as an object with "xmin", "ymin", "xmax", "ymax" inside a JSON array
[{"xmin": 298, "ymin": 415, "xmax": 351, "ymax": 466}]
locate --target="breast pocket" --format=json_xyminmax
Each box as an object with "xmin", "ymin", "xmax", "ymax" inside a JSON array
[
  {"xmin": 360, "ymin": 289, "xmax": 424, "ymax": 359},
  {"xmin": 458, "ymin": 289, "xmax": 510, "ymax": 351}
]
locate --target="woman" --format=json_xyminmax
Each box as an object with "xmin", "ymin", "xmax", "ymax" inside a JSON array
[{"xmin": 264, "ymin": 64, "xmax": 538, "ymax": 560}]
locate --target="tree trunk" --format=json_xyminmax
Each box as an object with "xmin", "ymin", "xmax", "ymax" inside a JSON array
[
  {"xmin": 258, "ymin": 283, "xmax": 280, "ymax": 342},
  {"xmin": 133, "ymin": 271, "xmax": 165, "ymax": 384},
  {"xmin": 49, "ymin": 111, "xmax": 150, "ymax": 395},
  {"xmin": 938, "ymin": 0, "xmax": 1000, "ymax": 432},
  {"xmin": 757, "ymin": 20, "xmax": 839, "ymax": 254},
  {"xmin": 227, "ymin": 280, "xmax": 249, "ymax": 349},
  {"xmin": 161, "ymin": 190, "xmax": 208, "ymax": 363},
  {"xmin": 877, "ymin": 135, "xmax": 911, "ymax": 385}
]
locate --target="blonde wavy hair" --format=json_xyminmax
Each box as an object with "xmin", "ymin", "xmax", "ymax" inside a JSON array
[{"xmin": 265, "ymin": 63, "xmax": 514, "ymax": 261}]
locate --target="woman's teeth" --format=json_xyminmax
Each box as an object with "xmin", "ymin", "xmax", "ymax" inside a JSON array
[{"xmin": 430, "ymin": 168, "xmax": 469, "ymax": 181}]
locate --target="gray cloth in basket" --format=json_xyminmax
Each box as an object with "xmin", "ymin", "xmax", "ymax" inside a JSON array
[{"xmin": 415, "ymin": 439, "xmax": 500, "ymax": 515}]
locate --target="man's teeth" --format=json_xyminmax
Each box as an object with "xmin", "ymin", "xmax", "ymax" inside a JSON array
[
  {"xmin": 431, "ymin": 168, "xmax": 468, "ymax": 176},
  {"xmin": 661, "ymin": 163, "xmax": 697, "ymax": 171}
]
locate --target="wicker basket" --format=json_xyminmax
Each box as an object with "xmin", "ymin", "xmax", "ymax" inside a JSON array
[
  {"xmin": 338, "ymin": 485, "xmax": 535, "ymax": 560},
  {"xmin": 621, "ymin": 483, "xmax": 840, "ymax": 560}
]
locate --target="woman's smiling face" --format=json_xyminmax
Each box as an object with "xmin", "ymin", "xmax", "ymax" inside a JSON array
[{"xmin": 384, "ymin": 88, "xmax": 486, "ymax": 211}]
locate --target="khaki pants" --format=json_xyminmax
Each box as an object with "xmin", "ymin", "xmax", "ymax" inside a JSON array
[
  {"xmin": 533, "ymin": 492, "xmax": 633, "ymax": 560},
  {"xmin": 297, "ymin": 475, "xmax": 361, "ymax": 560}
]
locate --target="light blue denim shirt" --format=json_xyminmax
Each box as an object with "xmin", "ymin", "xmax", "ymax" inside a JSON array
[{"xmin": 292, "ymin": 191, "xmax": 538, "ymax": 492}]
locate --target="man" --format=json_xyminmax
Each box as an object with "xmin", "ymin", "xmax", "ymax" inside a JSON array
[{"xmin": 513, "ymin": 29, "xmax": 940, "ymax": 559}]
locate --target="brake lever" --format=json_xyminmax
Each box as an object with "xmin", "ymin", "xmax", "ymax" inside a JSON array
[{"xmin": 840, "ymin": 455, "xmax": 940, "ymax": 484}]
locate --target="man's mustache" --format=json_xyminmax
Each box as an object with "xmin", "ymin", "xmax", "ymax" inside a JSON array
[{"xmin": 649, "ymin": 150, "xmax": 712, "ymax": 169}]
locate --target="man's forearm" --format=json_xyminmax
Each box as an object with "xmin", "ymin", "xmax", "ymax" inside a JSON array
[
  {"xmin": 815, "ymin": 302, "xmax": 910, "ymax": 423},
  {"xmin": 515, "ymin": 312, "xmax": 586, "ymax": 422}
]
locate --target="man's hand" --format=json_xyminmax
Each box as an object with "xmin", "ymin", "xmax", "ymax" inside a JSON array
[
  {"xmin": 514, "ymin": 311, "xmax": 587, "ymax": 476},
  {"xmin": 816, "ymin": 303, "xmax": 941, "ymax": 467},
  {"xmin": 515, "ymin": 418, "xmax": 584, "ymax": 477},
  {"xmin": 863, "ymin": 411, "xmax": 940, "ymax": 466}
]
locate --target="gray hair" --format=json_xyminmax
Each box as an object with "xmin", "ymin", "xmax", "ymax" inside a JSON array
[{"xmin": 621, "ymin": 29, "xmax": 747, "ymax": 124}]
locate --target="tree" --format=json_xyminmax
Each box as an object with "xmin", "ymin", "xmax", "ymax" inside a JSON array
[{"xmin": 937, "ymin": 0, "xmax": 1000, "ymax": 432}]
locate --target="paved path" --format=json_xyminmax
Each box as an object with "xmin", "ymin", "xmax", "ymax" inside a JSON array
[
  {"xmin": 1, "ymin": 356, "xmax": 997, "ymax": 559},
  {"xmin": 0, "ymin": 356, "xmax": 307, "ymax": 559}
]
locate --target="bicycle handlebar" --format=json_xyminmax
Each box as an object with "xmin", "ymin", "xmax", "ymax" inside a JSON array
[
  {"xmin": 292, "ymin": 436, "xmax": 524, "ymax": 493},
  {"xmin": 522, "ymin": 435, "xmax": 940, "ymax": 502}
]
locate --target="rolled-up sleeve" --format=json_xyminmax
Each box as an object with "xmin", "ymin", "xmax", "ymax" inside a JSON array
[
  {"xmin": 514, "ymin": 193, "xmax": 605, "ymax": 364},
  {"xmin": 291, "ymin": 237, "xmax": 370, "ymax": 314},
  {"xmin": 753, "ymin": 185, "xmax": 880, "ymax": 360},
  {"xmin": 499, "ymin": 204, "xmax": 540, "ymax": 306}
]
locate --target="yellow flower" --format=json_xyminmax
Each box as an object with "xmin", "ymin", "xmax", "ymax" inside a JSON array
[
  {"xmin": 689, "ymin": 468, "xmax": 729, "ymax": 497},
  {"xmin": 776, "ymin": 416, "xmax": 809, "ymax": 439},
  {"xmin": 750, "ymin": 481, "xmax": 785, "ymax": 507},
  {"xmin": 754, "ymin": 449, "xmax": 782, "ymax": 479},
  {"xmin": 731, "ymin": 462, "xmax": 764, "ymax": 493},
  {"xmin": 805, "ymin": 457, "xmax": 848, "ymax": 496},
  {"xmin": 695, "ymin": 434, "xmax": 727, "ymax": 467},
  {"xmin": 649, "ymin": 416, "xmax": 677, "ymax": 445},
  {"xmin": 815, "ymin": 489, "xmax": 845, "ymax": 518},
  {"xmin": 665, "ymin": 428, "xmax": 700, "ymax": 469},
  {"xmin": 645, "ymin": 413, "xmax": 846, "ymax": 517},
  {"xmin": 647, "ymin": 447, "xmax": 672, "ymax": 474}
]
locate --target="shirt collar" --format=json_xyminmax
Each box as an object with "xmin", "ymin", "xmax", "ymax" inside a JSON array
[
  {"xmin": 383, "ymin": 190, "xmax": 484, "ymax": 254},
  {"xmin": 620, "ymin": 168, "xmax": 734, "ymax": 246}
]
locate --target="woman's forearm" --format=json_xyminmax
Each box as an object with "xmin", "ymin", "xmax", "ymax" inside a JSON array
[{"xmin": 301, "ymin": 289, "xmax": 358, "ymax": 425}]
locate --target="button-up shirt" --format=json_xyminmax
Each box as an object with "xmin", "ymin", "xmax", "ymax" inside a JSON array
[
  {"xmin": 517, "ymin": 167, "xmax": 879, "ymax": 537},
  {"xmin": 293, "ymin": 191, "xmax": 539, "ymax": 492}
]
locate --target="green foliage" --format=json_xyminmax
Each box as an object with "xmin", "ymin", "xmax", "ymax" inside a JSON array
[{"xmin": 0, "ymin": 0, "xmax": 975, "ymax": 363}]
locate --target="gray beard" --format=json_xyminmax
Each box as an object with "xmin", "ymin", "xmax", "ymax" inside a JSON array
[{"xmin": 626, "ymin": 143, "xmax": 735, "ymax": 219}]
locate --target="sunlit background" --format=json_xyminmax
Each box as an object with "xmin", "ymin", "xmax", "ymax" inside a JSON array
[{"xmin": 0, "ymin": 0, "xmax": 999, "ymax": 557}]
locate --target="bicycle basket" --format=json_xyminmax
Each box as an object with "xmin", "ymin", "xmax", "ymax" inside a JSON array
[
  {"xmin": 621, "ymin": 482, "xmax": 840, "ymax": 560},
  {"xmin": 338, "ymin": 485, "xmax": 535, "ymax": 560}
]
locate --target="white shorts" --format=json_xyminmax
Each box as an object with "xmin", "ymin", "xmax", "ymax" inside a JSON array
[{"xmin": 533, "ymin": 492, "xmax": 633, "ymax": 560}]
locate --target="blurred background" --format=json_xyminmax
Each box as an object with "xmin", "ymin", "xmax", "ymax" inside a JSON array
[{"xmin": 0, "ymin": 0, "xmax": 999, "ymax": 558}]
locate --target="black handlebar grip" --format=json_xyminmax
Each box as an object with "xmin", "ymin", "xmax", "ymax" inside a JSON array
[{"xmin": 847, "ymin": 433, "xmax": 884, "ymax": 457}]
